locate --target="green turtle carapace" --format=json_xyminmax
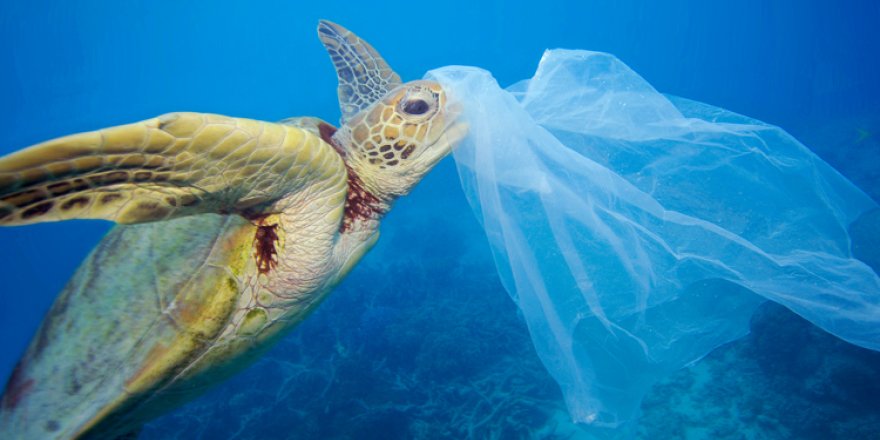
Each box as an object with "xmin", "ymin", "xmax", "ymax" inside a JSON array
[{"xmin": 0, "ymin": 20, "xmax": 466, "ymax": 439}]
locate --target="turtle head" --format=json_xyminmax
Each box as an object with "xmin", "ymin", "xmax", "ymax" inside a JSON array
[
  {"xmin": 339, "ymin": 80, "xmax": 465, "ymax": 199},
  {"xmin": 317, "ymin": 20, "xmax": 466, "ymax": 201}
]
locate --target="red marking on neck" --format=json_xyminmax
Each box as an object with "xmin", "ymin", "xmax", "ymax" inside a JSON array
[
  {"xmin": 341, "ymin": 166, "xmax": 386, "ymax": 233},
  {"xmin": 253, "ymin": 221, "xmax": 279, "ymax": 275},
  {"xmin": 320, "ymin": 122, "xmax": 387, "ymax": 233},
  {"xmin": 1, "ymin": 360, "xmax": 34, "ymax": 410},
  {"xmin": 318, "ymin": 122, "xmax": 345, "ymax": 156}
]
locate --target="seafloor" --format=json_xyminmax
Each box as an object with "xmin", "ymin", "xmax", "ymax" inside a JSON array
[{"xmin": 139, "ymin": 116, "xmax": 880, "ymax": 440}]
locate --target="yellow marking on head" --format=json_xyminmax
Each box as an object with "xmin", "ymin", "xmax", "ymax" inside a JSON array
[
  {"xmin": 382, "ymin": 106, "xmax": 394, "ymax": 122},
  {"xmin": 384, "ymin": 126, "xmax": 399, "ymax": 139},
  {"xmin": 403, "ymin": 124, "xmax": 416, "ymax": 138},
  {"xmin": 353, "ymin": 125, "xmax": 369, "ymax": 144}
]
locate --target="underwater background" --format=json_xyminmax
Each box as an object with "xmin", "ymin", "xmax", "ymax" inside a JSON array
[{"xmin": 1, "ymin": 0, "xmax": 878, "ymax": 438}]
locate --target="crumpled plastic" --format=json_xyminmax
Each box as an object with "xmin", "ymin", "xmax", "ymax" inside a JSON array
[{"xmin": 426, "ymin": 49, "xmax": 880, "ymax": 430}]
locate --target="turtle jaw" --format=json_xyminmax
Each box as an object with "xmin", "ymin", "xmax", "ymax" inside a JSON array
[{"xmin": 416, "ymin": 120, "xmax": 469, "ymax": 172}]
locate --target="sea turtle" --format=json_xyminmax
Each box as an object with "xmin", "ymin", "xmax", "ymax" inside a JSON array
[{"xmin": 0, "ymin": 20, "xmax": 466, "ymax": 439}]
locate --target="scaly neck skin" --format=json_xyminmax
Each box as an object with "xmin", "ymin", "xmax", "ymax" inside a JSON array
[
  {"xmin": 328, "ymin": 127, "xmax": 402, "ymax": 285},
  {"xmin": 264, "ymin": 120, "xmax": 413, "ymax": 298},
  {"xmin": 340, "ymin": 165, "xmax": 391, "ymax": 234},
  {"xmin": 327, "ymin": 124, "xmax": 397, "ymax": 242},
  {"xmin": 328, "ymin": 165, "xmax": 393, "ymax": 284},
  {"xmin": 216, "ymin": 123, "xmax": 397, "ymax": 348}
]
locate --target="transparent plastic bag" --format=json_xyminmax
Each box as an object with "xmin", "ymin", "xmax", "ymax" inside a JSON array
[{"xmin": 426, "ymin": 49, "xmax": 880, "ymax": 429}]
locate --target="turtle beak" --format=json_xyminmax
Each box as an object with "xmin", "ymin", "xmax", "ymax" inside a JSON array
[
  {"xmin": 420, "ymin": 119, "xmax": 469, "ymax": 170},
  {"xmin": 447, "ymin": 98, "xmax": 468, "ymax": 146},
  {"xmin": 443, "ymin": 121, "xmax": 470, "ymax": 151},
  {"xmin": 436, "ymin": 98, "xmax": 469, "ymax": 152}
]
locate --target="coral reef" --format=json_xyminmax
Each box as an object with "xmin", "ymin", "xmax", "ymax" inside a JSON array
[{"xmin": 640, "ymin": 302, "xmax": 880, "ymax": 439}]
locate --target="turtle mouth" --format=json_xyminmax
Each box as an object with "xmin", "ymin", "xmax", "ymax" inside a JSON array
[
  {"xmin": 441, "ymin": 121, "xmax": 469, "ymax": 151},
  {"xmin": 439, "ymin": 98, "xmax": 468, "ymax": 149},
  {"xmin": 427, "ymin": 98, "xmax": 468, "ymax": 150},
  {"xmin": 419, "ymin": 121, "xmax": 469, "ymax": 170}
]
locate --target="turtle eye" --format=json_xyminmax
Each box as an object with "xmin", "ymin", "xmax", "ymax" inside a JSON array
[
  {"xmin": 403, "ymin": 99, "xmax": 430, "ymax": 115},
  {"xmin": 396, "ymin": 86, "xmax": 439, "ymax": 121}
]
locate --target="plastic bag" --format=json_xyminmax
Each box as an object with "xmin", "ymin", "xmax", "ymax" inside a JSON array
[{"xmin": 426, "ymin": 49, "xmax": 880, "ymax": 430}]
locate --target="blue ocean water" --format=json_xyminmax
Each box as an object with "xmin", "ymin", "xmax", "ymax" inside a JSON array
[{"xmin": 1, "ymin": 1, "xmax": 878, "ymax": 438}]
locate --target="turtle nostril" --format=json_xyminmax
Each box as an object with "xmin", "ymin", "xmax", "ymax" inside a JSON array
[{"xmin": 403, "ymin": 99, "xmax": 430, "ymax": 115}]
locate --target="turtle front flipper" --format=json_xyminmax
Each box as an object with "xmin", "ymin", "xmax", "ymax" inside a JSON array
[
  {"xmin": 0, "ymin": 112, "xmax": 345, "ymax": 226},
  {"xmin": 318, "ymin": 20, "xmax": 402, "ymax": 123}
]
